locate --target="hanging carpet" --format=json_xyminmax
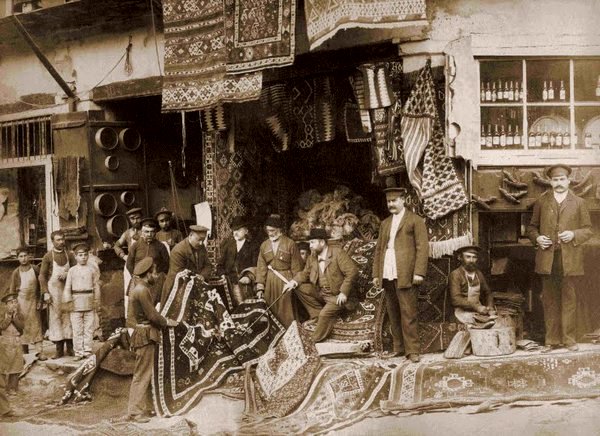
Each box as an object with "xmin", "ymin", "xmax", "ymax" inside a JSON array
[
  {"xmin": 53, "ymin": 156, "xmax": 80, "ymax": 221},
  {"xmin": 224, "ymin": 0, "xmax": 296, "ymax": 73},
  {"xmin": 161, "ymin": 0, "xmax": 262, "ymax": 111},
  {"xmin": 304, "ymin": 0, "xmax": 427, "ymax": 50},
  {"xmin": 381, "ymin": 349, "xmax": 600, "ymax": 412},
  {"xmin": 152, "ymin": 271, "xmax": 285, "ymax": 416}
]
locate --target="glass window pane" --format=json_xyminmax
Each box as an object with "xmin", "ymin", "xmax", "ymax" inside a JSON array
[
  {"xmin": 480, "ymin": 60, "xmax": 523, "ymax": 103},
  {"xmin": 527, "ymin": 107, "xmax": 570, "ymax": 149},
  {"xmin": 526, "ymin": 60, "xmax": 569, "ymax": 103},
  {"xmin": 480, "ymin": 107, "xmax": 523, "ymax": 150},
  {"xmin": 573, "ymin": 59, "xmax": 600, "ymax": 102},
  {"xmin": 575, "ymin": 106, "xmax": 600, "ymax": 149}
]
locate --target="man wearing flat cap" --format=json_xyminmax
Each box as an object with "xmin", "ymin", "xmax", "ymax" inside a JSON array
[
  {"xmin": 216, "ymin": 217, "xmax": 258, "ymax": 304},
  {"xmin": 256, "ymin": 214, "xmax": 303, "ymax": 327},
  {"xmin": 114, "ymin": 207, "xmax": 143, "ymax": 310},
  {"xmin": 449, "ymin": 246, "xmax": 496, "ymax": 329},
  {"xmin": 154, "ymin": 208, "xmax": 183, "ymax": 252},
  {"xmin": 161, "ymin": 225, "xmax": 213, "ymax": 307},
  {"xmin": 527, "ymin": 164, "xmax": 593, "ymax": 353},
  {"xmin": 372, "ymin": 187, "xmax": 428, "ymax": 362},
  {"xmin": 284, "ymin": 228, "xmax": 358, "ymax": 342},
  {"xmin": 125, "ymin": 257, "xmax": 178, "ymax": 423}
]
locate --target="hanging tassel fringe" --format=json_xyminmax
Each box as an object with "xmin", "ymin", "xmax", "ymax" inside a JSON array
[{"xmin": 428, "ymin": 232, "xmax": 473, "ymax": 259}]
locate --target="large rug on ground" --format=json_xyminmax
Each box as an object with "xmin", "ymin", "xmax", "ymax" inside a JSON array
[
  {"xmin": 381, "ymin": 349, "xmax": 600, "ymax": 411},
  {"xmin": 152, "ymin": 272, "xmax": 285, "ymax": 416},
  {"xmin": 241, "ymin": 358, "xmax": 392, "ymax": 435}
]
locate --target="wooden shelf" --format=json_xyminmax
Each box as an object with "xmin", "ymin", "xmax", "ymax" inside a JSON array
[
  {"xmin": 480, "ymin": 102, "xmax": 523, "ymax": 107},
  {"xmin": 526, "ymin": 102, "xmax": 569, "ymax": 106}
]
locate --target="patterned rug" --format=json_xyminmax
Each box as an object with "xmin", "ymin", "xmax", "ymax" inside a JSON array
[
  {"xmin": 152, "ymin": 272, "xmax": 285, "ymax": 416},
  {"xmin": 224, "ymin": 0, "xmax": 296, "ymax": 73},
  {"xmin": 304, "ymin": 0, "xmax": 427, "ymax": 49},
  {"xmin": 241, "ymin": 359, "xmax": 392, "ymax": 435},
  {"xmin": 381, "ymin": 349, "xmax": 600, "ymax": 411},
  {"xmin": 161, "ymin": 0, "xmax": 262, "ymax": 111}
]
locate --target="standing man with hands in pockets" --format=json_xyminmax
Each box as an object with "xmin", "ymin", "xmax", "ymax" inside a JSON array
[
  {"xmin": 372, "ymin": 187, "xmax": 428, "ymax": 363},
  {"xmin": 528, "ymin": 164, "xmax": 593, "ymax": 353}
]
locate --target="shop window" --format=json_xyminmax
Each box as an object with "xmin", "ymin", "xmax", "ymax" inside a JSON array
[
  {"xmin": 0, "ymin": 116, "xmax": 53, "ymax": 159},
  {"xmin": 479, "ymin": 58, "xmax": 600, "ymax": 152}
]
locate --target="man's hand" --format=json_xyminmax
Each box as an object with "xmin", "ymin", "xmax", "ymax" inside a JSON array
[
  {"xmin": 238, "ymin": 276, "xmax": 251, "ymax": 285},
  {"xmin": 256, "ymin": 284, "xmax": 265, "ymax": 291},
  {"xmin": 558, "ymin": 230, "xmax": 575, "ymax": 243},
  {"xmin": 476, "ymin": 305, "xmax": 489, "ymax": 315},
  {"xmin": 43, "ymin": 293, "xmax": 51, "ymax": 303},
  {"xmin": 122, "ymin": 255, "xmax": 128, "ymax": 262},
  {"xmin": 283, "ymin": 280, "xmax": 298, "ymax": 293},
  {"xmin": 58, "ymin": 272, "xmax": 67, "ymax": 281},
  {"xmin": 256, "ymin": 290, "xmax": 264, "ymax": 300},
  {"xmin": 336, "ymin": 293, "xmax": 348, "ymax": 306},
  {"xmin": 412, "ymin": 275, "xmax": 424, "ymax": 286},
  {"xmin": 536, "ymin": 235, "xmax": 553, "ymax": 250},
  {"xmin": 166, "ymin": 318, "xmax": 178, "ymax": 327},
  {"xmin": 372, "ymin": 278, "xmax": 380, "ymax": 289}
]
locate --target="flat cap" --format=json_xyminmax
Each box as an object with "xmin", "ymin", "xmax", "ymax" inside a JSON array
[
  {"xmin": 545, "ymin": 164, "xmax": 572, "ymax": 178},
  {"xmin": 126, "ymin": 207, "xmax": 143, "ymax": 216},
  {"xmin": 72, "ymin": 242, "xmax": 90, "ymax": 253},
  {"xmin": 189, "ymin": 224, "xmax": 209, "ymax": 233},
  {"xmin": 307, "ymin": 228, "xmax": 329, "ymax": 240},
  {"xmin": 133, "ymin": 257, "xmax": 154, "ymax": 276},
  {"xmin": 455, "ymin": 245, "xmax": 481, "ymax": 255},
  {"xmin": 1, "ymin": 292, "xmax": 18, "ymax": 303},
  {"xmin": 154, "ymin": 207, "xmax": 173, "ymax": 220},
  {"xmin": 383, "ymin": 187, "xmax": 408, "ymax": 197},
  {"xmin": 140, "ymin": 217, "xmax": 158, "ymax": 228},
  {"xmin": 264, "ymin": 214, "xmax": 283, "ymax": 228}
]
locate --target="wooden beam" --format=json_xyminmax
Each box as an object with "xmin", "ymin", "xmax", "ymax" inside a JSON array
[{"xmin": 90, "ymin": 77, "xmax": 162, "ymax": 102}]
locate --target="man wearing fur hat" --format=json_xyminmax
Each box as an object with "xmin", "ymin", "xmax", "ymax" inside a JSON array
[
  {"xmin": 372, "ymin": 187, "xmax": 428, "ymax": 362},
  {"xmin": 527, "ymin": 164, "xmax": 593, "ymax": 353},
  {"xmin": 284, "ymin": 228, "xmax": 358, "ymax": 342},
  {"xmin": 256, "ymin": 214, "xmax": 303, "ymax": 327}
]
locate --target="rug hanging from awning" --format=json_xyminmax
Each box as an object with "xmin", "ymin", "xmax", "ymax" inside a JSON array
[
  {"xmin": 161, "ymin": 0, "xmax": 262, "ymax": 112},
  {"xmin": 224, "ymin": 0, "xmax": 297, "ymax": 74},
  {"xmin": 304, "ymin": 0, "xmax": 427, "ymax": 50}
]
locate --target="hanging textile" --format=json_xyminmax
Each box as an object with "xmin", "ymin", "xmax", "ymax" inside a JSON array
[
  {"xmin": 161, "ymin": 0, "xmax": 262, "ymax": 112},
  {"xmin": 200, "ymin": 104, "xmax": 229, "ymax": 132},
  {"xmin": 261, "ymin": 83, "xmax": 290, "ymax": 152},
  {"xmin": 224, "ymin": 0, "xmax": 297, "ymax": 73},
  {"xmin": 53, "ymin": 156, "xmax": 80, "ymax": 221},
  {"xmin": 343, "ymin": 102, "xmax": 371, "ymax": 143},
  {"xmin": 304, "ymin": 0, "xmax": 427, "ymax": 50}
]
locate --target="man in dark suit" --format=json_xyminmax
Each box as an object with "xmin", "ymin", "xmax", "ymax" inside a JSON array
[
  {"xmin": 216, "ymin": 217, "xmax": 258, "ymax": 287},
  {"xmin": 284, "ymin": 228, "xmax": 358, "ymax": 342},
  {"xmin": 372, "ymin": 187, "xmax": 428, "ymax": 362},
  {"xmin": 449, "ymin": 245, "xmax": 495, "ymax": 328},
  {"xmin": 527, "ymin": 164, "xmax": 593, "ymax": 353},
  {"xmin": 161, "ymin": 225, "xmax": 213, "ymax": 307}
]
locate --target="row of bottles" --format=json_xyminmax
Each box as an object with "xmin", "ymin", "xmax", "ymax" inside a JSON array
[
  {"xmin": 481, "ymin": 80, "xmax": 523, "ymax": 102},
  {"xmin": 481, "ymin": 126, "xmax": 597, "ymax": 149},
  {"xmin": 542, "ymin": 80, "xmax": 567, "ymax": 101}
]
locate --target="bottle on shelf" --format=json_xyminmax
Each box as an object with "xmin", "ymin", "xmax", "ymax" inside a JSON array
[
  {"xmin": 492, "ymin": 82, "xmax": 497, "ymax": 102},
  {"xmin": 564, "ymin": 130, "xmax": 571, "ymax": 147},
  {"xmin": 556, "ymin": 129, "xmax": 563, "ymax": 148},
  {"xmin": 507, "ymin": 125, "xmax": 514, "ymax": 146},
  {"xmin": 550, "ymin": 131, "xmax": 556, "ymax": 147},
  {"xmin": 508, "ymin": 81, "xmax": 515, "ymax": 101},
  {"xmin": 492, "ymin": 125, "xmax": 500, "ymax": 147},
  {"xmin": 486, "ymin": 124, "xmax": 493, "ymax": 148},
  {"xmin": 481, "ymin": 82, "xmax": 485, "ymax": 102},
  {"xmin": 548, "ymin": 80, "xmax": 555, "ymax": 100},
  {"xmin": 500, "ymin": 125, "xmax": 507, "ymax": 147},
  {"xmin": 559, "ymin": 80, "xmax": 566, "ymax": 101},
  {"xmin": 480, "ymin": 125, "xmax": 486, "ymax": 148},
  {"xmin": 536, "ymin": 127, "xmax": 543, "ymax": 148},
  {"xmin": 485, "ymin": 82, "xmax": 492, "ymax": 101},
  {"xmin": 584, "ymin": 132, "xmax": 593, "ymax": 148},
  {"xmin": 529, "ymin": 130, "xmax": 536, "ymax": 148},
  {"xmin": 514, "ymin": 125, "xmax": 521, "ymax": 146},
  {"xmin": 504, "ymin": 81, "xmax": 510, "ymax": 100},
  {"xmin": 542, "ymin": 81, "xmax": 548, "ymax": 101},
  {"xmin": 541, "ymin": 129, "xmax": 549, "ymax": 148}
]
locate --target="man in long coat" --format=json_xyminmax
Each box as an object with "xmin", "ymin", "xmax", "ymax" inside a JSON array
[
  {"xmin": 256, "ymin": 214, "xmax": 303, "ymax": 327},
  {"xmin": 527, "ymin": 164, "xmax": 593, "ymax": 352},
  {"xmin": 372, "ymin": 188, "xmax": 428, "ymax": 362}
]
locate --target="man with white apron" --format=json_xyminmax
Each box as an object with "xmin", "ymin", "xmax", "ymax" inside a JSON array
[
  {"xmin": 114, "ymin": 207, "xmax": 143, "ymax": 315},
  {"xmin": 448, "ymin": 246, "xmax": 495, "ymax": 328},
  {"xmin": 39, "ymin": 231, "xmax": 76, "ymax": 358}
]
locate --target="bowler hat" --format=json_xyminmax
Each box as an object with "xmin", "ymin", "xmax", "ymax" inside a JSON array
[
  {"xmin": 126, "ymin": 207, "xmax": 143, "ymax": 216},
  {"xmin": 72, "ymin": 242, "xmax": 89, "ymax": 253},
  {"xmin": 133, "ymin": 257, "xmax": 154, "ymax": 276},
  {"xmin": 154, "ymin": 207, "xmax": 173, "ymax": 220},
  {"xmin": 230, "ymin": 216, "xmax": 248, "ymax": 231},
  {"xmin": 264, "ymin": 214, "xmax": 283, "ymax": 229},
  {"xmin": 140, "ymin": 217, "xmax": 158, "ymax": 229},
  {"xmin": 189, "ymin": 224, "xmax": 209, "ymax": 233},
  {"xmin": 545, "ymin": 164, "xmax": 572, "ymax": 178},
  {"xmin": 307, "ymin": 228, "xmax": 329, "ymax": 240},
  {"xmin": 383, "ymin": 187, "xmax": 408, "ymax": 197},
  {"xmin": 455, "ymin": 245, "xmax": 481, "ymax": 256},
  {"xmin": 1, "ymin": 292, "xmax": 18, "ymax": 303}
]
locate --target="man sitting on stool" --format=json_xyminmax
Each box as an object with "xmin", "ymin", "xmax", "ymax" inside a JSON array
[
  {"xmin": 449, "ymin": 245, "xmax": 496, "ymax": 329},
  {"xmin": 283, "ymin": 228, "xmax": 358, "ymax": 342}
]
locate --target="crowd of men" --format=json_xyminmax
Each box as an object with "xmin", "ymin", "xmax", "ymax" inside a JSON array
[{"xmin": 0, "ymin": 163, "xmax": 593, "ymax": 421}]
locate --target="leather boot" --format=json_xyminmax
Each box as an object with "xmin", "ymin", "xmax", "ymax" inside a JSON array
[
  {"xmin": 65, "ymin": 339, "xmax": 74, "ymax": 357},
  {"xmin": 53, "ymin": 341, "xmax": 64, "ymax": 359}
]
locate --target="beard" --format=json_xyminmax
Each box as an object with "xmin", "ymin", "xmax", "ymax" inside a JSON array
[{"xmin": 463, "ymin": 263, "xmax": 477, "ymax": 271}]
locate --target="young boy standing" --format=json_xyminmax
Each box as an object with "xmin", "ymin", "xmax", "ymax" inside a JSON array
[
  {"xmin": 154, "ymin": 208, "xmax": 183, "ymax": 252},
  {"xmin": 9, "ymin": 247, "xmax": 45, "ymax": 360},
  {"xmin": 0, "ymin": 293, "xmax": 25, "ymax": 395},
  {"xmin": 63, "ymin": 243, "xmax": 100, "ymax": 360}
]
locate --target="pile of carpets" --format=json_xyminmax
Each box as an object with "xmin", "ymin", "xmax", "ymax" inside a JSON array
[{"xmin": 289, "ymin": 186, "xmax": 380, "ymax": 241}]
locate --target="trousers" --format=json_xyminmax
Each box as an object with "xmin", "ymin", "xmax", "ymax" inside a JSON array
[
  {"xmin": 0, "ymin": 371, "xmax": 10, "ymax": 415},
  {"xmin": 128, "ymin": 343, "xmax": 154, "ymax": 416},
  {"xmin": 70, "ymin": 310, "xmax": 95, "ymax": 357},
  {"xmin": 541, "ymin": 250, "xmax": 577, "ymax": 347},
  {"xmin": 295, "ymin": 283, "xmax": 344, "ymax": 342},
  {"xmin": 383, "ymin": 279, "xmax": 419, "ymax": 355}
]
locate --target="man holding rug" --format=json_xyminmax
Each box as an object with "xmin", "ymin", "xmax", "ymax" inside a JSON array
[
  {"xmin": 372, "ymin": 187, "xmax": 428, "ymax": 362},
  {"xmin": 527, "ymin": 164, "xmax": 593, "ymax": 353}
]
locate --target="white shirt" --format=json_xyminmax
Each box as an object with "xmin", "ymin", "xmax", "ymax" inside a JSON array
[
  {"xmin": 235, "ymin": 239, "xmax": 245, "ymax": 252},
  {"xmin": 382, "ymin": 209, "xmax": 405, "ymax": 280},
  {"xmin": 553, "ymin": 191, "xmax": 568, "ymax": 204},
  {"xmin": 318, "ymin": 247, "xmax": 328, "ymax": 273}
]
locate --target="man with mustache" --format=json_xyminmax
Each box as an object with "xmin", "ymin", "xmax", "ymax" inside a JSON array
[
  {"xmin": 372, "ymin": 187, "xmax": 428, "ymax": 362},
  {"xmin": 527, "ymin": 164, "xmax": 593, "ymax": 353}
]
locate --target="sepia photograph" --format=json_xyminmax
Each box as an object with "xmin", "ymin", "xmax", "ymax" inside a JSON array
[{"xmin": 0, "ymin": 0, "xmax": 599, "ymax": 434}]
